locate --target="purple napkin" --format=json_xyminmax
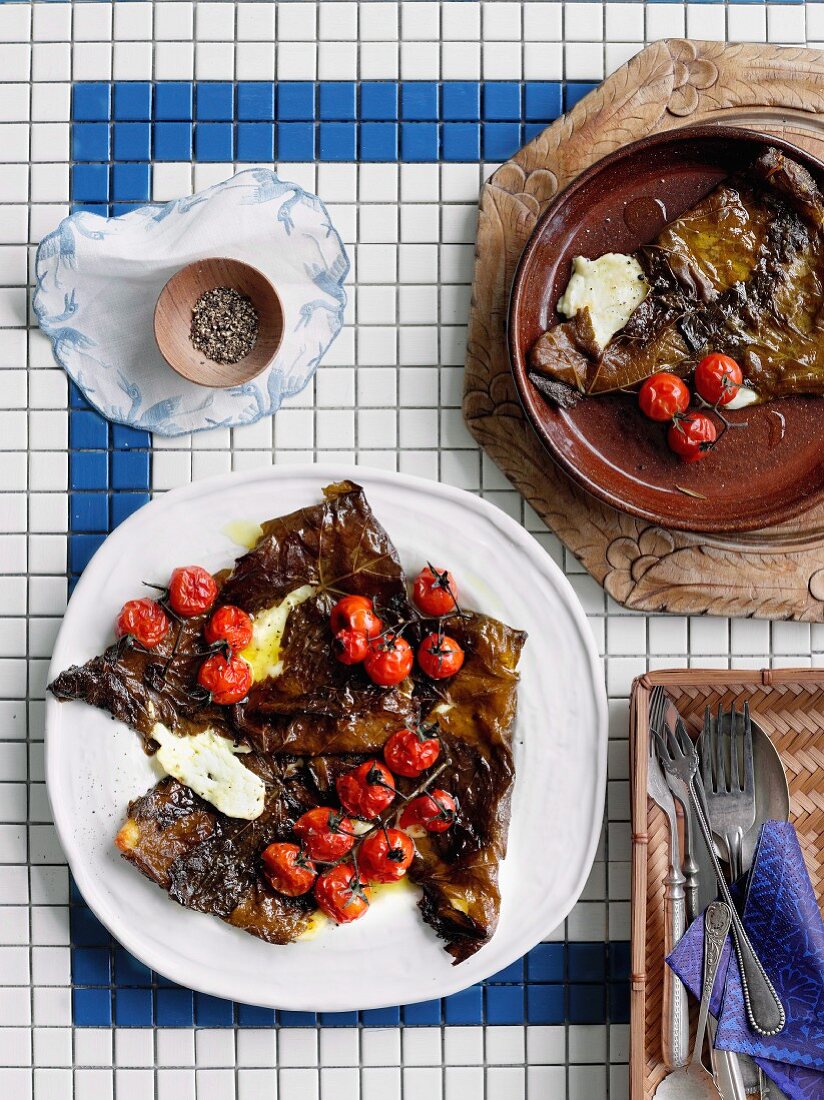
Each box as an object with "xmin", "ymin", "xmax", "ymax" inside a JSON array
[{"xmin": 667, "ymin": 821, "xmax": 824, "ymax": 1100}]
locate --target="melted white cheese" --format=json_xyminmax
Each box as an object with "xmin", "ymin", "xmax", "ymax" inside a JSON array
[
  {"xmin": 557, "ymin": 253, "xmax": 649, "ymax": 352},
  {"xmin": 725, "ymin": 385, "xmax": 759, "ymax": 410},
  {"xmin": 151, "ymin": 723, "xmax": 265, "ymax": 820},
  {"xmin": 240, "ymin": 584, "xmax": 317, "ymax": 683}
]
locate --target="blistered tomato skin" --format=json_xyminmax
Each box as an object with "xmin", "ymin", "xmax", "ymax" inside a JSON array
[
  {"xmin": 400, "ymin": 789, "xmax": 458, "ymax": 833},
  {"xmin": 638, "ymin": 372, "xmax": 691, "ymax": 422},
  {"xmin": 293, "ymin": 807, "xmax": 356, "ymax": 862},
  {"xmin": 667, "ymin": 412, "xmax": 717, "ymax": 463},
  {"xmin": 334, "ymin": 628, "xmax": 370, "ymax": 665},
  {"xmin": 329, "ymin": 595, "xmax": 383, "ymax": 639},
  {"xmin": 384, "ymin": 726, "xmax": 441, "ymax": 778},
  {"xmin": 314, "ymin": 863, "xmax": 371, "ymax": 924},
  {"xmin": 413, "ymin": 566, "xmax": 458, "ymax": 616},
  {"xmin": 337, "ymin": 760, "xmax": 396, "ymax": 819},
  {"xmin": 417, "ymin": 633, "xmax": 465, "ymax": 680},
  {"xmin": 197, "ymin": 652, "xmax": 253, "ymax": 704},
  {"xmin": 115, "ymin": 598, "xmax": 170, "ymax": 649},
  {"xmin": 695, "ymin": 354, "xmax": 743, "ymax": 406},
  {"xmin": 360, "ymin": 828, "xmax": 415, "ymax": 883},
  {"xmin": 204, "ymin": 605, "xmax": 254, "ymax": 651},
  {"xmin": 168, "ymin": 566, "xmax": 218, "ymax": 617},
  {"xmin": 363, "ymin": 634, "xmax": 414, "ymax": 687},
  {"xmin": 261, "ymin": 842, "xmax": 316, "ymax": 896}
]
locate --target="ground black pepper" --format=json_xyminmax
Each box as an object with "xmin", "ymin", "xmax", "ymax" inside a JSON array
[{"xmin": 190, "ymin": 287, "xmax": 259, "ymax": 365}]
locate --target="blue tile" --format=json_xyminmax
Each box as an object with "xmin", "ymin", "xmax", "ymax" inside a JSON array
[
  {"xmin": 113, "ymin": 122, "xmax": 151, "ymax": 161},
  {"xmin": 153, "ymin": 122, "xmax": 192, "ymax": 161},
  {"xmin": 360, "ymin": 122, "xmax": 398, "ymax": 161},
  {"xmin": 197, "ymin": 83, "xmax": 234, "ymax": 121},
  {"xmin": 236, "ymin": 122, "xmax": 274, "ymax": 162},
  {"xmin": 319, "ymin": 122, "xmax": 356, "ymax": 161},
  {"xmin": 486, "ymin": 984, "xmax": 525, "ymax": 1025},
  {"xmin": 114, "ymin": 82, "xmax": 152, "ymax": 121},
  {"xmin": 111, "ymin": 493, "xmax": 149, "ymax": 529},
  {"xmin": 443, "ymin": 122, "xmax": 480, "ymax": 161},
  {"xmin": 237, "ymin": 1004, "xmax": 276, "ymax": 1026},
  {"xmin": 483, "ymin": 122, "xmax": 522, "ymax": 161},
  {"xmin": 111, "ymin": 203, "xmax": 139, "ymax": 218},
  {"xmin": 524, "ymin": 81, "xmax": 562, "ymax": 122},
  {"xmin": 73, "ymin": 987, "xmax": 112, "ymax": 1027},
  {"xmin": 156, "ymin": 988, "xmax": 194, "ymax": 1027},
  {"xmin": 320, "ymin": 81, "xmax": 356, "ymax": 121},
  {"xmin": 524, "ymin": 122, "xmax": 546, "ymax": 143},
  {"xmin": 569, "ymin": 942, "xmax": 605, "ymax": 982},
  {"xmin": 73, "ymin": 83, "xmax": 110, "ymax": 122},
  {"xmin": 527, "ymin": 943, "xmax": 565, "ymax": 983},
  {"xmin": 111, "ymin": 450, "xmax": 149, "ymax": 491},
  {"xmin": 70, "ymin": 409, "xmax": 109, "ymax": 449},
  {"xmin": 442, "ymin": 81, "xmax": 480, "ymax": 121},
  {"xmin": 70, "ymin": 534, "xmax": 106, "ymax": 575},
  {"xmin": 488, "ymin": 957, "xmax": 525, "ymax": 983},
  {"xmin": 569, "ymin": 984, "xmax": 605, "ymax": 1024},
  {"xmin": 277, "ymin": 83, "xmax": 314, "ymax": 120},
  {"xmin": 111, "ymin": 163, "xmax": 150, "ymax": 202},
  {"xmin": 114, "ymin": 949, "xmax": 152, "ymax": 987},
  {"xmin": 320, "ymin": 1011, "xmax": 359, "ymax": 1027},
  {"xmin": 71, "ymin": 493, "xmax": 108, "ymax": 533},
  {"xmin": 609, "ymin": 940, "xmax": 631, "ymax": 981},
  {"xmin": 70, "ymin": 203, "xmax": 110, "ymax": 217},
  {"xmin": 527, "ymin": 985, "xmax": 565, "ymax": 1024},
  {"xmin": 195, "ymin": 123, "xmax": 233, "ymax": 162},
  {"xmin": 71, "ymin": 451, "xmax": 108, "ymax": 490},
  {"xmin": 70, "ymin": 382, "xmax": 91, "ymax": 410},
  {"xmin": 402, "ymin": 82, "xmax": 438, "ymax": 121},
  {"xmin": 443, "ymin": 986, "xmax": 483, "ymax": 1025},
  {"xmin": 278, "ymin": 1010, "xmax": 318, "ymax": 1027},
  {"xmin": 116, "ymin": 988, "xmax": 153, "ymax": 1027},
  {"xmin": 609, "ymin": 981, "xmax": 631, "ymax": 1024},
  {"xmin": 237, "ymin": 83, "xmax": 275, "ymax": 121},
  {"xmin": 400, "ymin": 123, "xmax": 438, "ymax": 162},
  {"xmin": 195, "ymin": 993, "xmax": 234, "ymax": 1027},
  {"xmin": 71, "ymin": 905, "xmax": 111, "ymax": 947},
  {"xmin": 112, "ymin": 424, "xmax": 150, "ymax": 450},
  {"xmin": 72, "ymin": 123, "xmax": 110, "ymax": 162},
  {"xmin": 360, "ymin": 1006, "xmax": 400, "ymax": 1027},
  {"xmin": 483, "ymin": 82, "xmax": 521, "ymax": 120},
  {"xmin": 69, "ymin": 877, "xmax": 84, "ymax": 904},
  {"xmin": 277, "ymin": 122, "xmax": 315, "ymax": 161},
  {"xmin": 72, "ymin": 947, "xmax": 111, "ymax": 985},
  {"xmin": 360, "ymin": 82, "xmax": 398, "ymax": 121},
  {"xmin": 154, "ymin": 82, "xmax": 193, "ymax": 121},
  {"xmin": 565, "ymin": 82, "xmax": 598, "ymax": 111},
  {"xmin": 403, "ymin": 999, "xmax": 441, "ymax": 1026}
]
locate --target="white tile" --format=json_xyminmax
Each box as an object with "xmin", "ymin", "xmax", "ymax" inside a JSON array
[
  {"xmin": 768, "ymin": 3, "xmax": 806, "ymax": 42},
  {"xmin": 277, "ymin": 42, "xmax": 317, "ymax": 81},
  {"xmin": 74, "ymin": 1070, "xmax": 112, "ymax": 1100},
  {"xmin": 443, "ymin": 3, "xmax": 480, "ymax": 40},
  {"xmin": 402, "ymin": 1027, "xmax": 441, "ymax": 1066},
  {"xmin": 72, "ymin": 42, "xmax": 112, "ymax": 81},
  {"xmin": 686, "ymin": 3, "xmax": 726, "ymax": 40},
  {"xmin": 113, "ymin": 1, "xmax": 153, "ymax": 40},
  {"xmin": 728, "ymin": 4, "xmax": 767, "ymax": 42},
  {"xmin": 195, "ymin": 1029, "xmax": 235, "ymax": 1068},
  {"xmin": 155, "ymin": 42, "xmax": 194, "ymax": 80},
  {"xmin": 278, "ymin": 1029, "xmax": 318, "ymax": 1068},
  {"xmin": 319, "ymin": 2, "xmax": 358, "ymax": 40},
  {"xmin": 360, "ymin": 2, "xmax": 398, "ymax": 40},
  {"xmin": 401, "ymin": 42, "xmax": 440, "ymax": 80},
  {"xmin": 523, "ymin": 1, "xmax": 562, "ymax": 40},
  {"xmin": 236, "ymin": 2, "xmax": 275, "ymax": 41},
  {"xmin": 73, "ymin": 3, "xmax": 112, "ymax": 41},
  {"xmin": 0, "ymin": 5, "xmax": 30, "ymax": 41},
  {"xmin": 157, "ymin": 1070, "xmax": 195, "ymax": 1100},
  {"xmin": 115, "ymin": 1031, "xmax": 154, "ymax": 1069},
  {"xmin": 155, "ymin": 2, "xmax": 194, "ymax": 41},
  {"xmin": 441, "ymin": 42, "xmax": 481, "ymax": 80},
  {"xmin": 646, "ymin": 4, "xmax": 686, "ymax": 40},
  {"xmin": 33, "ymin": 1026, "xmax": 70, "ymax": 1067},
  {"xmin": 196, "ymin": 1, "xmax": 235, "ymax": 41},
  {"xmin": 237, "ymin": 1070, "xmax": 275, "ymax": 1100}
]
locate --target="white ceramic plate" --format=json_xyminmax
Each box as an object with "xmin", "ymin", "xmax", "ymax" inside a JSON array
[{"xmin": 46, "ymin": 465, "xmax": 607, "ymax": 1011}]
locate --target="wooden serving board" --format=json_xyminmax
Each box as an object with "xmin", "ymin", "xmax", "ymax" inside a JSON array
[
  {"xmin": 463, "ymin": 40, "xmax": 824, "ymax": 621},
  {"xmin": 629, "ymin": 669, "xmax": 824, "ymax": 1100}
]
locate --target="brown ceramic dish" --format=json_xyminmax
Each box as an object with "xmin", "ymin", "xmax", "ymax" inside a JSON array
[
  {"xmin": 508, "ymin": 125, "xmax": 824, "ymax": 534},
  {"xmin": 154, "ymin": 257, "xmax": 284, "ymax": 388}
]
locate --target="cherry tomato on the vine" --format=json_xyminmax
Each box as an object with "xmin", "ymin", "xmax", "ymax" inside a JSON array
[
  {"xmin": 293, "ymin": 807, "xmax": 356, "ymax": 862},
  {"xmin": 115, "ymin": 598, "xmax": 170, "ymax": 649},
  {"xmin": 400, "ymin": 789, "xmax": 458, "ymax": 834},
  {"xmin": 364, "ymin": 633, "xmax": 414, "ymax": 687},
  {"xmin": 168, "ymin": 565, "xmax": 218, "ymax": 617},
  {"xmin": 417, "ymin": 633, "xmax": 465, "ymax": 680},
  {"xmin": 638, "ymin": 372, "xmax": 691, "ymax": 422},
  {"xmin": 360, "ymin": 828, "xmax": 415, "ymax": 883},
  {"xmin": 413, "ymin": 565, "xmax": 458, "ymax": 616},
  {"xmin": 329, "ymin": 595, "xmax": 383, "ymax": 639},
  {"xmin": 197, "ymin": 651, "xmax": 253, "ymax": 704},
  {"xmin": 337, "ymin": 760, "xmax": 396, "ymax": 819},
  {"xmin": 314, "ymin": 863, "xmax": 371, "ymax": 924},
  {"xmin": 384, "ymin": 724, "xmax": 441, "ymax": 778},
  {"xmin": 261, "ymin": 842, "xmax": 316, "ymax": 897},
  {"xmin": 694, "ymin": 353, "xmax": 743, "ymax": 406},
  {"xmin": 667, "ymin": 412, "xmax": 717, "ymax": 463},
  {"xmin": 204, "ymin": 605, "xmax": 254, "ymax": 651},
  {"xmin": 334, "ymin": 628, "xmax": 370, "ymax": 666}
]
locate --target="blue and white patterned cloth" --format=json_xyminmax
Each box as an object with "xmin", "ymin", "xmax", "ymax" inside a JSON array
[{"xmin": 33, "ymin": 169, "xmax": 349, "ymax": 436}]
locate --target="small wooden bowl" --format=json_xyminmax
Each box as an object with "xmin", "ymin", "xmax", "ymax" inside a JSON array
[{"xmin": 154, "ymin": 257, "xmax": 284, "ymax": 388}]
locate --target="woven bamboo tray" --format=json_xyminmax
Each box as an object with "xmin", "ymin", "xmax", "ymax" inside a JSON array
[{"xmin": 629, "ymin": 669, "xmax": 824, "ymax": 1100}]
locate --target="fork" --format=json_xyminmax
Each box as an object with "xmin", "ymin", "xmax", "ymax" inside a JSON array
[
  {"xmin": 699, "ymin": 703, "xmax": 757, "ymax": 881},
  {"xmin": 653, "ymin": 718, "xmax": 785, "ymax": 1038}
]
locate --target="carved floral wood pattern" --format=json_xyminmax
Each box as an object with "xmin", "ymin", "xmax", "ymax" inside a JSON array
[{"xmin": 463, "ymin": 39, "xmax": 824, "ymax": 621}]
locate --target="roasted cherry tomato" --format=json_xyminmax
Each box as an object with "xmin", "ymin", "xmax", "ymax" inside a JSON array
[
  {"xmin": 413, "ymin": 565, "xmax": 458, "ymax": 616},
  {"xmin": 293, "ymin": 807, "xmax": 356, "ymax": 862},
  {"xmin": 694, "ymin": 353, "xmax": 743, "ymax": 406},
  {"xmin": 638, "ymin": 372, "xmax": 691, "ymax": 422},
  {"xmin": 261, "ymin": 842, "xmax": 316, "ymax": 897},
  {"xmin": 364, "ymin": 633, "xmax": 414, "ymax": 687},
  {"xmin": 667, "ymin": 412, "xmax": 717, "ymax": 463},
  {"xmin": 337, "ymin": 760, "xmax": 396, "ymax": 819},
  {"xmin": 115, "ymin": 598, "xmax": 169, "ymax": 649},
  {"xmin": 168, "ymin": 565, "xmax": 218, "ymax": 617},
  {"xmin": 384, "ymin": 724, "xmax": 441, "ymax": 778},
  {"xmin": 197, "ymin": 651, "xmax": 253, "ymax": 704},
  {"xmin": 334, "ymin": 628, "xmax": 370, "ymax": 666},
  {"xmin": 329, "ymin": 595, "xmax": 383, "ymax": 639},
  {"xmin": 417, "ymin": 633, "xmax": 465, "ymax": 680},
  {"xmin": 360, "ymin": 828, "xmax": 415, "ymax": 883},
  {"xmin": 204, "ymin": 605, "xmax": 254, "ymax": 651},
  {"xmin": 314, "ymin": 863, "xmax": 372, "ymax": 924},
  {"xmin": 400, "ymin": 789, "xmax": 458, "ymax": 834}
]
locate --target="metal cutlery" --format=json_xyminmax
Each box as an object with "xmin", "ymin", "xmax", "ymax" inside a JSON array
[
  {"xmin": 700, "ymin": 704, "xmax": 757, "ymax": 880},
  {"xmin": 653, "ymin": 718, "xmax": 785, "ymax": 1038}
]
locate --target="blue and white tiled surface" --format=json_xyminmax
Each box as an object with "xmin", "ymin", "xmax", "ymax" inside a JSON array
[{"xmin": 2, "ymin": 2, "xmax": 823, "ymax": 1098}]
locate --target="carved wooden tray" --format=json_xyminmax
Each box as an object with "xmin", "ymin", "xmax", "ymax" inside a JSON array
[{"xmin": 463, "ymin": 40, "xmax": 824, "ymax": 620}]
